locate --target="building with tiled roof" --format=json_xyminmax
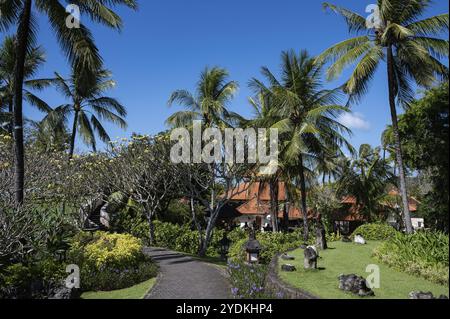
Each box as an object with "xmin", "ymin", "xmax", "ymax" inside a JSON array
[{"xmin": 228, "ymin": 182, "xmax": 421, "ymax": 233}]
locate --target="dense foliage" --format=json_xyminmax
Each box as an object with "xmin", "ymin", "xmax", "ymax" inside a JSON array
[
  {"xmin": 68, "ymin": 232, "xmax": 157, "ymax": 291},
  {"xmin": 351, "ymin": 223, "xmax": 398, "ymax": 241},
  {"xmin": 373, "ymin": 231, "xmax": 449, "ymax": 285},
  {"xmin": 385, "ymin": 82, "xmax": 449, "ymax": 232},
  {"xmin": 228, "ymin": 230, "xmax": 313, "ymax": 265}
]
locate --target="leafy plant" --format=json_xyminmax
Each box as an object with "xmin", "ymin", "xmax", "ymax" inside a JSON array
[
  {"xmin": 68, "ymin": 232, "xmax": 157, "ymax": 291},
  {"xmin": 373, "ymin": 231, "xmax": 449, "ymax": 285},
  {"xmin": 351, "ymin": 223, "xmax": 398, "ymax": 241}
]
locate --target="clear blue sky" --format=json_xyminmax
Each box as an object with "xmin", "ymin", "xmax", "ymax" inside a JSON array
[{"xmin": 3, "ymin": 0, "xmax": 449, "ymax": 153}]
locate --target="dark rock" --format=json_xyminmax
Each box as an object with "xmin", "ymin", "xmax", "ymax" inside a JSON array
[
  {"xmin": 338, "ymin": 274, "xmax": 374, "ymax": 297},
  {"xmin": 409, "ymin": 291, "xmax": 448, "ymax": 299},
  {"xmin": 281, "ymin": 264, "xmax": 296, "ymax": 272},
  {"xmin": 303, "ymin": 246, "xmax": 318, "ymax": 269},
  {"xmin": 281, "ymin": 254, "xmax": 295, "ymax": 261},
  {"xmin": 299, "ymin": 244, "xmax": 307, "ymax": 249},
  {"xmin": 48, "ymin": 285, "xmax": 81, "ymax": 300}
]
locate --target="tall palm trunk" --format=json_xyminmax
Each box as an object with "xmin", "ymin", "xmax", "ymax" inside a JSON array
[
  {"xmin": 387, "ymin": 45, "xmax": 413, "ymax": 234},
  {"xmin": 269, "ymin": 180, "xmax": 279, "ymax": 232},
  {"xmin": 69, "ymin": 110, "xmax": 79, "ymax": 159},
  {"xmin": 298, "ymin": 156, "xmax": 309, "ymax": 242},
  {"xmin": 7, "ymin": 96, "xmax": 13, "ymax": 135},
  {"xmin": 12, "ymin": 0, "xmax": 33, "ymax": 205}
]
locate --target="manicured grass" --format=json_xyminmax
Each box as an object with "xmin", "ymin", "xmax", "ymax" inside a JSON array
[
  {"xmin": 81, "ymin": 278, "xmax": 157, "ymax": 299},
  {"xmin": 278, "ymin": 241, "xmax": 449, "ymax": 299}
]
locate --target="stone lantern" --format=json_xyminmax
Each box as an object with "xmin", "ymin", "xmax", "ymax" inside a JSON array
[
  {"xmin": 244, "ymin": 229, "xmax": 261, "ymax": 264},
  {"xmin": 219, "ymin": 232, "xmax": 231, "ymax": 261}
]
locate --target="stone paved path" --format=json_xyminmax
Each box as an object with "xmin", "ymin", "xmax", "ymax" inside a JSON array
[{"xmin": 144, "ymin": 247, "xmax": 231, "ymax": 299}]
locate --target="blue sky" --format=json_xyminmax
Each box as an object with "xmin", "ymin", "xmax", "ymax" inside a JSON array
[{"xmin": 2, "ymin": 0, "xmax": 449, "ymax": 153}]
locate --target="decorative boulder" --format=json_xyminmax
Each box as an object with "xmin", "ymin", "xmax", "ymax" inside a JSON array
[
  {"xmin": 281, "ymin": 264, "xmax": 296, "ymax": 272},
  {"xmin": 48, "ymin": 285, "xmax": 81, "ymax": 300},
  {"xmin": 281, "ymin": 254, "xmax": 295, "ymax": 261},
  {"xmin": 338, "ymin": 274, "xmax": 374, "ymax": 297},
  {"xmin": 409, "ymin": 291, "xmax": 449, "ymax": 299},
  {"xmin": 354, "ymin": 234, "xmax": 366, "ymax": 245},
  {"xmin": 303, "ymin": 246, "xmax": 318, "ymax": 270}
]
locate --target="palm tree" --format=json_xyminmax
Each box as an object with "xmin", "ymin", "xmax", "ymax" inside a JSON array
[
  {"xmin": 251, "ymin": 50, "xmax": 354, "ymax": 241},
  {"xmin": 43, "ymin": 67, "xmax": 127, "ymax": 158},
  {"xmin": 0, "ymin": 0, "xmax": 137, "ymax": 204},
  {"xmin": 337, "ymin": 144, "xmax": 394, "ymax": 222},
  {"xmin": 319, "ymin": 1, "xmax": 449, "ymax": 233},
  {"xmin": 248, "ymin": 93, "xmax": 283, "ymax": 232},
  {"xmin": 167, "ymin": 67, "xmax": 239, "ymax": 128},
  {"xmin": 0, "ymin": 36, "xmax": 53, "ymax": 135}
]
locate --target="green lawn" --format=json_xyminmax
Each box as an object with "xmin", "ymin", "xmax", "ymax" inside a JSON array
[
  {"xmin": 81, "ymin": 278, "xmax": 157, "ymax": 299},
  {"xmin": 278, "ymin": 241, "xmax": 449, "ymax": 299}
]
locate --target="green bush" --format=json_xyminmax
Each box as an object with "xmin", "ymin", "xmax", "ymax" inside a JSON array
[
  {"xmin": 351, "ymin": 223, "xmax": 398, "ymax": 241},
  {"xmin": 373, "ymin": 231, "xmax": 449, "ymax": 285},
  {"xmin": 228, "ymin": 230, "xmax": 311, "ymax": 265},
  {"xmin": 133, "ymin": 220, "xmax": 237, "ymax": 257},
  {"xmin": 0, "ymin": 259, "xmax": 66, "ymax": 299},
  {"xmin": 68, "ymin": 232, "xmax": 157, "ymax": 291}
]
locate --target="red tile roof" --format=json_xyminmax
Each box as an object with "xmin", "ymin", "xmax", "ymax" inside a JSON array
[{"xmin": 227, "ymin": 182, "xmax": 288, "ymax": 201}]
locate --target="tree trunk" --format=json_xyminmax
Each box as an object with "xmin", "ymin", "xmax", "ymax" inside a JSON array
[
  {"xmin": 148, "ymin": 214, "xmax": 156, "ymax": 245},
  {"xmin": 298, "ymin": 157, "xmax": 309, "ymax": 242},
  {"xmin": 386, "ymin": 45, "xmax": 413, "ymax": 234},
  {"xmin": 12, "ymin": 0, "xmax": 33, "ymax": 205},
  {"xmin": 69, "ymin": 110, "xmax": 79, "ymax": 159},
  {"xmin": 7, "ymin": 97, "xmax": 13, "ymax": 136},
  {"xmin": 199, "ymin": 210, "xmax": 218, "ymax": 257},
  {"xmin": 269, "ymin": 180, "xmax": 279, "ymax": 232},
  {"xmin": 190, "ymin": 197, "xmax": 204, "ymax": 255}
]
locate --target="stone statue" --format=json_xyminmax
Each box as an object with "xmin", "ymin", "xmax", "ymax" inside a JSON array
[
  {"xmin": 304, "ymin": 246, "xmax": 318, "ymax": 269},
  {"xmin": 315, "ymin": 214, "xmax": 327, "ymax": 250}
]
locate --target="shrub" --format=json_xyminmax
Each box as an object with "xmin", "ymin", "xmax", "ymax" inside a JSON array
[
  {"xmin": 0, "ymin": 259, "xmax": 66, "ymax": 299},
  {"xmin": 131, "ymin": 220, "xmax": 232, "ymax": 257},
  {"xmin": 351, "ymin": 223, "xmax": 398, "ymax": 241},
  {"xmin": 68, "ymin": 232, "xmax": 157, "ymax": 291},
  {"xmin": 373, "ymin": 231, "xmax": 449, "ymax": 285},
  {"xmin": 228, "ymin": 230, "xmax": 311, "ymax": 265}
]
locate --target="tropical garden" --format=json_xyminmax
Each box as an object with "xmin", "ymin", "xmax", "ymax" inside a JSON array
[{"xmin": 0, "ymin": 0, "xmax": 448, "ymax": 300}]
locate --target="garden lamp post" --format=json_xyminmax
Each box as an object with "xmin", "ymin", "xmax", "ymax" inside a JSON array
[
  {"xmin": 219, "ymin": 232, "xmax": 231, "ymax": 261},
  {"xmin": 244, "ymin": 229, "xmax": 261, "ymax": 264}
]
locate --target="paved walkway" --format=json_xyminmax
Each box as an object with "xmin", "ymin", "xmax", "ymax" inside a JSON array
[{"xmin": 144, "ymin": 247, "xmax": 231, "ymax": 299}]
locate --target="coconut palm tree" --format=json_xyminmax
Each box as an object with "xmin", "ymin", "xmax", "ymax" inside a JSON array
[
  {"xmin": 0, "ymin": 36, "xmax": 53, "ymax": 135},
  {"xmin": 167, "ymin": 67, "xmax": 239, "ymax": 128},
  {"xmin": 319, "ymin": 0, "xmax": 449, "ymax": 233},
  {"xmin": 247, "ymin": 92, "xmax": 283, "ymax": 232},
  {"xmin": 251, "ymin": 50, "xmax": 354, "ymax": 241},
  {"xmin": 43, "ymin": 67, "xmax": 127, "ymax": 158},
  {"xmin": 336, "ymin": 144, "xmax": 394, "ymax": 222},
  {"xmin": 0, "ymin": 0, "xmax": 138, "ymax": 204}
]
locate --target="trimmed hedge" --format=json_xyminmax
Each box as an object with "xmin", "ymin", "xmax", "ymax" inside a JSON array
[
  {"xmin": 373, "ymin": 231, "xmax": 449, "ymax": 286},
  {"xmin": 351, "ymin": 223, "xmax": 398, "ymax": 241}
]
